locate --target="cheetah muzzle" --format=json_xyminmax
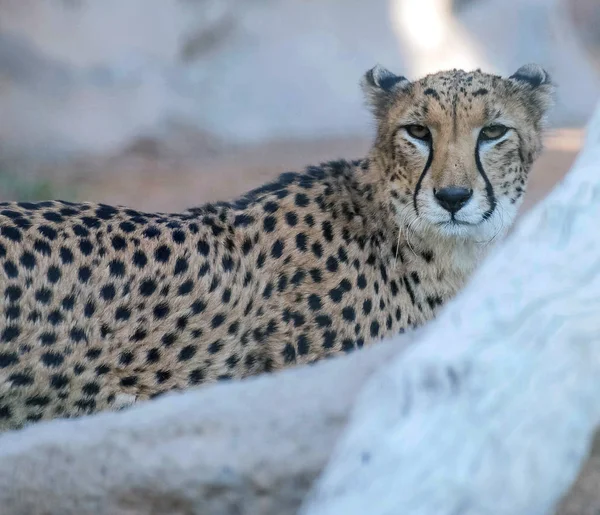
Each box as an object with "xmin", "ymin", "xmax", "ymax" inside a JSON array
[{"xmin": 0, "ymin": 63, "xmax": 554, "ymax": 431}]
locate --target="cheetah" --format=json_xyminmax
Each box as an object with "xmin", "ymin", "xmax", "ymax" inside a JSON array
[{"xmin": 0, "ymin": 64, "xmax": 554, "ymax": 431}]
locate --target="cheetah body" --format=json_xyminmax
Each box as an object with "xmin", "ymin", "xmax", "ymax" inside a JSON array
[{"xmin": 0, "ymin": 64, "xmax": 554, "ymax": 430}]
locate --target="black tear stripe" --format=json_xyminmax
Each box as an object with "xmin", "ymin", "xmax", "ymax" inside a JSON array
[
  {"xmin": 475, "ymin": 138, "xmax": 497, "ymax": 220},
  {"xmin": 412, "ymin": 143, "xmax": 434, "ymax": 213}
]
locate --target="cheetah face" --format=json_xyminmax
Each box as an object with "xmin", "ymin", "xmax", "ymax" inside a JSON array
[{"xmin": 363, "ymin": 64, "xmax": 554, "ymax": 242}]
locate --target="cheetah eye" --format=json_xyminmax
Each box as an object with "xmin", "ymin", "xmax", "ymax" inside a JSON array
[
  {"xmin": 480, "ymin": 124, "xmax": 508, "ymax": 141},
  {"xmin": 405, "ymin": 125, "xmax": 431, "ymax": 141}
]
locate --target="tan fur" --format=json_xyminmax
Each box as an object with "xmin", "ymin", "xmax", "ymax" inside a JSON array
[{"xmin": 0, "ymin": 65, "xmax": 554, "ymax": 431}]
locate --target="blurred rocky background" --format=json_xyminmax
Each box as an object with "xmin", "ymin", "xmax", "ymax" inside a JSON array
[{"xmin": 0, "ymin": 0, "xmax": 597, "ymax": 211}]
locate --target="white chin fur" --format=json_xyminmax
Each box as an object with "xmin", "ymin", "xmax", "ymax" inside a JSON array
[{"xmin": 395, "ymin": 196, "xmax": 521, "ymax": 244}]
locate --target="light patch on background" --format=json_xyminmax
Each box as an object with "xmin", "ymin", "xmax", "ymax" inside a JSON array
[{"xmin": 389, "ymin": 0, "xmax": 491, "ymax": 78}]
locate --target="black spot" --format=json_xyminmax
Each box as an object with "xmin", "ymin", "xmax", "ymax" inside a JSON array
[
  {"xmin": 1, "ymin": 226, "xmax": 22, "ymax": 242},
  {"xmin": 473, "ymin": 88, "xmax": 489, "ymax": 96},
  {"xmin": 263, "ymin": 201, "xmax": 279, "ymax": 213},
  {"xmin": 321, "ymin": 221, "xmax": 334, "ymax": 242},
  {"xmin": 208, "ymin": 340, "xmax": 223, "ymax": 354},
  {"xmin": 315, "ymin": 315, "xmax": 332, "ymax": 328},
  {"xmin": 73, "ymin": 224, "xmax": 90, "ymax": 237},
  {"xmin": 5, "ymin": 305, "xmax": 19, "ymax": 320},
  {"xmin": 191, "ymin": 299, "xmax": 206, "ymax": 315},
  {"xmin": 59, "ymin": 247, "xmax": 74, "ymax": 264},
  {"xmin": 139, "ymin": 279, "xmax": 157, "ymax": 296},
  {"xmin": 263, "ymin": 216, "xmax": 277, "ymax": 232},
  {"xmin": 161, "ymin": 333, "xmax": 177, "ymax": 347},
  {"xmin": 178, "ymin": 280, "xmax": 194, "ymax": 296},
  {"xmin": 322, "ymin": 331, "xmax": 336, "ymax": 349},
  {"xmin": 285, "ymin": 212, "xmax": 298, "ymax": 226},
  {"xmin": 291, "ymin": 270, "xmax": 305, "ymax": 286},
  {"xmin": 5, "ymin": 285, "xmax": 22, "ymax": 302},
  {"xmin": 0, "ymin": 351, "xmax": 18, "ymax": 368},
  {"xmin": 308, "ymin": 294, "xmax": 322, "ymax": 311},
  {"xmin": 120, "ymin": 221, "xmax": 136, "ymax": 233},
  {"xmin": 80, "ymin": 217, "xmax": 100, "ymax": 229},
  {"xmin": 309, "ymin": 268, "xmax": 322, "ymax": 283},
  {"xmin": 1, "ymin": 325, "xmax": 20, "ymax": 342},
  {"xmin": 9, "ymin": 372, "xmax": 34, "ymax": 386},
  {"xmin": 111, "ymin": 235, "xmax": 127, "ymax": 251},
  {"xmin": 153, "ymin": 302, "xmax": 170, "ymax": 319},
  {"xmin": 70, "ymin": 327, "xmax": 88, "ymax": 343},
  {"xmin": 422, "ymin": 250, "xmax": 434, "ymax": 263},
  {"xmin": 370, "ymin": 320, "xmax": 380, "ymax": 338},
  {"xmin": 115, "ymin": 306, "xmax": 131, "ymax": 321},
  {"xmin": 146, "ymin": 348, "xmax": 161, "ymax": 363},
  {"xmin": 101, "ymin": 284, "xmax": 116, "ymax": 301},
  {"xmin": 342, "ymin": 306, "xmax": 356, "ymax": 322},
  {"xmin": 36, "ymin": 224, "xmax": 58, "ymax": 241},
  {"xmin": 156, "ymin": 370, "xmax": 171, "ymax": 383},
  {"xmin": 120, "ymin": 376, "xmax": 138, "ymax": 387},
  {"xmin": 33, "ymin": 239, "xmax": 52, "ymax": 256},
  {"xmin": 189, "ymin": 369, "xmax": 204, "ymax": 385},
  {"xmin": 222, "ymin": 255, "xmax": 234, "ymax": 272},
  {"xmin": 40, "ymin": 332, "xmax": 57, "ymax": 346},
  {"xmin": 41, "ymin": 352, "xmax": 63, "ymax": 368},
  {"xmin": 26, "ymin": 395, "xmax": 51, "ymax": 407},
  {"xmin": 20, "ymin": 252, "xmax": 36, "ymax": 270},
  {"xmin": 144, "ymin": 226, "xmax": 161, "ymax": 239},
  {"xmin": 47, "ymin": 266, "xmax": 61, "ymax": 283},
  {"xmin": 109, "ymin": 259, "xmax": 126, "ymax": 277},
  {"xmin": 424, "ymin": 88, "xmax": 440, "ymax": 100},
  {"xmin": 174, "ymin": 257, "xmax": 189, "ymax": 276},
  {"xmin": 78, "ymin": 266, "xmax": 92, "ymax": 283},
  {"xmin": 3, "ymin": 261, "xmax": 18, "ymax": 278},
  {"xmin": 154, "ymin": 245, "xmax": 171, "ymax": 263},
  {"xmin": 211, "ymin": 313, "xmax": 226, "ymax": 328},
  {"xmin": 95, "ymin": 205, "xmax": 118, "ymax": 220},
  {"xmin": 295, "ymin": 193, "xmax": 310, "ymax": 207},
  {"xmin": 82, "ymin": 382, "xmax": 101, "ymax": 396},
  {"xmin": 282, "ymin": 343, "xmax": 296, "ymax": 363},
  {"xmin": 197, "ymin": 240, "xmax": 210, "ymax": 256},
  {"xmin": 77, "ymin": 239, "xmax": 94, "ymax": 256},
  {"xmin": 234, "ymin": 214, "xmax": 255, "ymax": 227},
  {"xmin": 271, "ymin": 239, "xmax": 284, "ymax": 259},
  {"xmin": 133, "ymin": 250, "xmax": 148, "ymax": 268},
  {"xmin": 297, "ymin": 334, "xmax": 310, "ymax": 355},
  {"xmin": 86, "ymin": 348, "xmax": 102, "ymax": 360},
  {"xmin": 296, "ymin": 233, "xmax": 308, "ymax": 252},
  {"xmin": 178, "ymin": 345, "xmax": 197, "ymax": 361},
  {"xmin": 326, "ymin": 256, "xmax": 339, "ymax": 272},
  {"xmin": 342, "ymin": 339, "xmax": 355, "ymax": 352},
  {"xmin": 35, "ymin": 287, "xmax": 53, "ymax": 305},
  {"xmin": 50, "ymin": 374, "xmax": 70, "ymax": 389},
  {"xmin": 95, "ymin": 364, "xmax": 110, "ymax": 376},
  {"xmin": 312, "ymin": 242, "xmax": 323, "ymax": 258},
  {"xmin": 132, "ymin": 328, "xmax": 147, "ymax": 341},
  {"xmin": 242, "ymin": 238, "xmax": 254, "ymax": 255}
]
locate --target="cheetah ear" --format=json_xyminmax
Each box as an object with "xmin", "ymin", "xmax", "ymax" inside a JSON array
[
  {"xmin": 509, "ymin": 63, "xmax": 555, "ymax": 115},
  {"xmin": 509, "ymin": 63, "xmax": 551, "ymax": 88},
  {"xmin": 361, "ymin": 65, "xmax": 411, "ymax": 118}
]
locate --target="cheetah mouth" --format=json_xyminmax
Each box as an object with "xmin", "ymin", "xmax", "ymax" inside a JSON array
[{"xmin": 436, "ymin": 218, "xmax": 480, "ymax": 228}]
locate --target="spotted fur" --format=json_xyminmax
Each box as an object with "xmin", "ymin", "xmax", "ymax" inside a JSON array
[{"xmin": 0, "ymin": 64, "xmax": 554, "ymax": 431}]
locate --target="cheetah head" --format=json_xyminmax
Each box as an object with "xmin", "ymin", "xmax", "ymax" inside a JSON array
[{"xmin": 363, "ymin": 64, "xmax": 555, "ymax": 242}]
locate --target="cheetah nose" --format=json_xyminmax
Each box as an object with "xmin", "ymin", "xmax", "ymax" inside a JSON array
[{"xmin": 434, "ymin": 187, "xmax": 473, "ymax": 214}]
